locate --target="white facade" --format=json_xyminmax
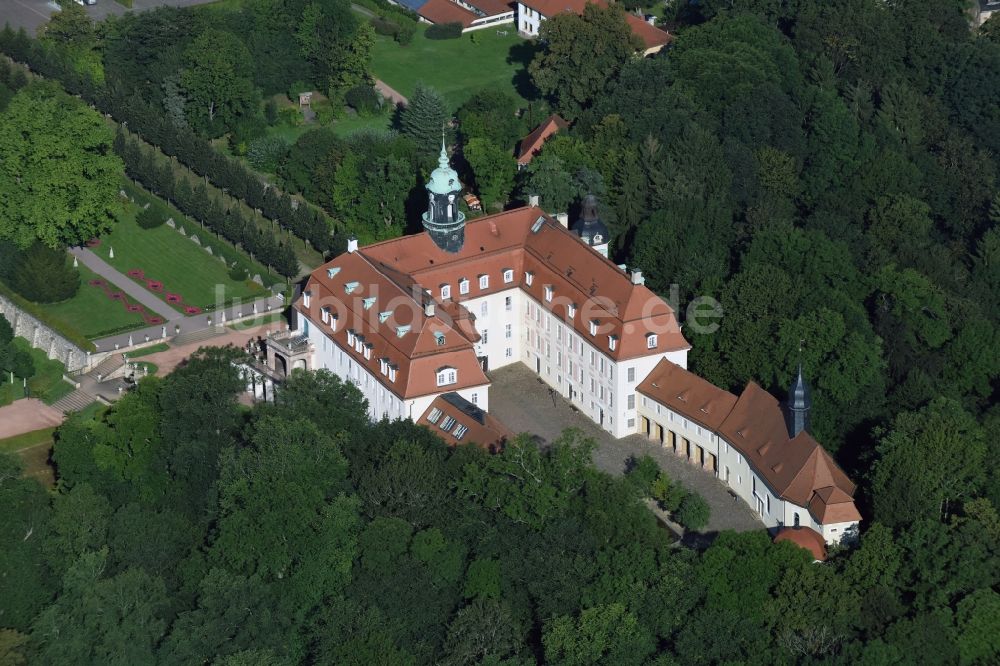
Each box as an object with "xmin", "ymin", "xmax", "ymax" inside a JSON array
[
  {"xmin": 517, "ymin": 2, "xmax": 543, "ymax": 35},
  {"xmin": 301, "ymin": 313, "xmax": 489, "ymax": 422},
  {"xmin": 636, "ymin": 394, "xmax": 857, "ymax": 545}
]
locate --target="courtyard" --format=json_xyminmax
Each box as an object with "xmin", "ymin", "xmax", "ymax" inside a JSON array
[{"xmin": 487, "ymin": 363, "xmax": 764, "ymax": 536}]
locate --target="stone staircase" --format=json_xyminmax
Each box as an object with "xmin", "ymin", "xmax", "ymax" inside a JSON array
[
  {"xmin": 87, "ymin": 352, "xmax": 125, "ymax": 381},
  {"xmin": 52, "ymin": 388, "xmax": 97, "ymax": 414},
  {"xmin": 172, "ymin": 326, "xmax": 227, "ymax": 347}
]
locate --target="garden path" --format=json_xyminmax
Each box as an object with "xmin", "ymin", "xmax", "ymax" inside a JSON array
[
  {"xmin": 69, "ymin": 247, "xmax": 181, "ymax": 321},
  {"xmin": 374, "ymin": 79, "xmax": 409, "ymax": 107},
  {"xmin": 0, "ymin": 398, "xmax": 64, "ymax": 440}
]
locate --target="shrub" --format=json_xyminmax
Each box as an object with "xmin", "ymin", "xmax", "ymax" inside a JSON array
[
  {"xmin": 625, "ymin": 455, "xmax": 660, "ymax": 495},
  {"xmin": 278, "ymin": 106, "xmax": 302, "ymax": 127},
  {"xmin": 136, "ymin": 205, "xmax": 165, "ymax": 229},
  {"xmin": 651, "ymin": 472, "xmax": 687, "ymax": 513},
  {"xmin": 346, "ymin": 84, "xmax": 382, "ymax": 117},
  {"xmin": 675, "ymin": 493, "xmax": 711, "ymax": 531},
  {"xmin": 228, "ymin": 265, "xmax": 249, "ymax": 282},
  {"xmin": 371, "ymin": 17, "xmax": 400, "ymax": 37},
  {"xmin": 395, "ymin": 22, "xmax": 416, "ymax": 45},
  {"xmin": 287, "ymin": 81, "xmax": 311, "ymax": 99},
  {"xmin": 6, "ymin": 243, "xmax": 80, "ymax": 303},
  {"xmin": 426, "ymin": 22, "xmax": 464, "ymax": 40},
  {"xmin": 264, "ymin": 99, "xmax": 279, "ymax": 126},
  {"xmin": 246, "ymin": 136, "xmax": 290, "ymax": 172},
  {"xmin": 229, "ymin": 116, "xmax": 268, "ymax": 156}
]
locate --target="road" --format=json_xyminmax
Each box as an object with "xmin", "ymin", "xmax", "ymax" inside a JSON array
[{"xmin": 2, "ymin": 0, "xmax": 219, "ymax": 36}]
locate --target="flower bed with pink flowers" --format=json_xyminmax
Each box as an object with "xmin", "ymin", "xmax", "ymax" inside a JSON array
[
  {"xmin": 122, "ymin": 268, "xmax": 202, "ymax": 316},
  {"xmin": 87, "ymin": 279, "xmax": 166, "ymax": 326}
]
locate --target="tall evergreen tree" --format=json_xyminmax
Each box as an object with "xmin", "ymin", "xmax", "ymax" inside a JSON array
[{"xmin": 400, "ymin": 83, "xmax": 448, "ymax": 158}]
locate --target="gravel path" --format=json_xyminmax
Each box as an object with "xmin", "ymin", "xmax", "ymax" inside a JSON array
[
  {"xmin": 0, "ymin": 398, "xmax": 64, "ymax": 440},
  {"xmin": 69, "ymin": 247, "xmax": 181, "ymax": 321},
  {"xmin": 488, "ymin": 364, "xmax": 763, "ymax": 535}
]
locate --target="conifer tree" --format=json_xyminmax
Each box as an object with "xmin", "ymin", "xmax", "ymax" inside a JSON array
[{"xmin": 400, "ymin": 83, "xmax": 448, "ymax": 158}]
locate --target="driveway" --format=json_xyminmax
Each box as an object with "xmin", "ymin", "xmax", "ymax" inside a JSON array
[
  {"xmin": 4, "ymin": 0, "xmax": 220, "ymax": 36},
  {"xmin": 488, "ymin": 364, "xmax": 763, "ymax": 536}
]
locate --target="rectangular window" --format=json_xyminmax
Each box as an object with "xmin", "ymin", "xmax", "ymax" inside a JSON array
[
  {"xmin": 589, "ymin": 320, "xmax": 598, "ymax": 336},
  {"xmin": 459, "ymin": 279, "xmax": 469, "ymax": 295},
  {"xmin": 627, "ymin": 367, "xmax": 635, "ymax": 383},
  {"xmin": 628, "ymin": 418, "xmax": 635, "ymax": 428},
  {"xmin": 482, "ymin": 330, "xmax": 489, "ymax": 344},
  {"xmin": 608, "ymin": 392, "xmax": 613, "ymax": 407},
  {"xmin": 590, "ymin": 351, "xmax": 596, "ymax": 367},
  {"xmin": 440, "ymin": 416, "xmax": 456, "ymax": 431},
  {"xmin": 525, "ymin": 271, "xmax": 534, "ymax": 286},
  {"xmin": 441, "ymin": 284, "xmax": 451, "ymax": 300},
  {"xmin": 544, "ymin": 285, "xmax": 553, "ymax": 302},
  {"xmin": 505, "ymin": 323, "xmax": 512, "ymax": 339},
  {"xmin": 479, "ymin": 275, "xmax": 489, "ymax": 289},
  {"xmin": 505, "ymin": 347, "xmax": 512, "ymax": 358},
  {"xmin": 599, "ymin": 357, "xmax": 605, "ymax": 373},
  {"xmin": 303, "ymin": 290, "xmax": 311, "ymax": 308},
  {"xmin": 454, "ymin": 424, "xmax": 468, "ymax": 440},
  {"xmin": 647, "ymin": 334, "xmax": 657, "ymax": 349},
  {"xmin": 505, "ymin": 296, "xmax": 512, "ymax": 311},
  {"xmin": 471, "ymin": 393, "xmax": 478, "ymax": 405},
  {"xmin": 567, "ymin": 303, "xmax": 576, "ymax": 318},
  {"xmin": 427, "ymin": 407, "xmax": 443, "ymax": 424},
  {"xmin": 503, "ymin": 269, "xmax": 514, "ymax": 283},
  {"xmin": 480, "ymin": 301, "xmax": 488, "ymax": 316},
  {"xmin": 628, "ymin": 394, "xmax": 635, "ymax": 410}
]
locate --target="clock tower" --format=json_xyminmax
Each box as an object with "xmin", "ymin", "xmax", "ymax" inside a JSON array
[{"xmin": 422, "ymin": 140, "xmax": 466, "ymax": 254}]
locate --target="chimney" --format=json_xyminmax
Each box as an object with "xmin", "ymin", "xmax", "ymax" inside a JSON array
[
  {"xmin": 630, "ymin": 269, "xmax": 644, "ymax": 286},
  {"xmin": 424, "ymin": 301, "xmax": 435, "ymax": 317},
  {"xmin": 528, "ymin": 194, "xmax": 540, "ymax": 208},
  {"xmin": 347, "ymin": 236, "xmax": 358, "ymax": 253},
  {"xmin": 555, "ymin": 212, "xmax": 569, "ymax": 228}
]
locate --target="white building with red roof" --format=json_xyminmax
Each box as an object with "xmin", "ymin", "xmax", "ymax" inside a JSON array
[
  {"xmin": 284, "ymin": 143, "xmax": 689, "ymax": 438},
  {"xmin": 516, "ymin": 0, "xmax": 671, "ymax": 56}
]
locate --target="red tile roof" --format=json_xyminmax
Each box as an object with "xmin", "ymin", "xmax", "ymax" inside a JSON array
[
  {"xmin": 775, "ymin": 527, "xmax": 827, "ymax": 561},
  {"xmin": 419, "ymin": 0, "xmax": 479, "ymax": 27},
  {"xmin": 420, "ymin": 392, "xmax": 514, "ymax": 451},
  {"xmin": 359, "ymin": 207, "xmax": 690, "ymax": 361},
  {"xmin": 517, "ymin": 114, "xmax": 569, "ymax": 166},
  {"xmin": 637, "ymin": 360, "xmax": 859, "ymax": 525},
  {"xmin": 464, "ymin": 0, "xmax": 515, "ymax": 16},
  {"xmin": 623, "ymin": 13, "xmax": 671, "ymax": 51}
]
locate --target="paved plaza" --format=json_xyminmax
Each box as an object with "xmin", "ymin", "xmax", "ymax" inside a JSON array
[
  {"xmin": 0, "ymin": 398, "xmax": 64, "ymax": 439},
  {"xmin": 488, "ymin": 363, "xmax": 763, "ymax": 536}
]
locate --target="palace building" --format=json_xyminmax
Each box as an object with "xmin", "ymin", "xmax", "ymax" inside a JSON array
[{"xmin": 278, "ymin": 144, "xmax": 861, "ymax": 545}]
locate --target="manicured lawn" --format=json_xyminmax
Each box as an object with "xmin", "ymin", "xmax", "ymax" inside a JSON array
[
  {"xmin": 0, "ymin": 426, "xmax": 57, "ymax": 488},
  {"xmin": 370, "ymin": 25, "xmax": 540, "ymax": 110},
  {"xmin": 42, "ymin": 264, "xmax": 149, "ymax": 339},
  {"xmin": 101, "ymin": 197, "xmax": 268, "ymax": 312},
  {"xmin": 125, "ymin": 342, "xmax": 170, "ymax": 358},
  {"xmin": 0, "ymin": 339, "xmax": 74, "ymax": 405},
  {"xmin": 332, "ymin": 112, "xmax": 392, "ymax": 137}
]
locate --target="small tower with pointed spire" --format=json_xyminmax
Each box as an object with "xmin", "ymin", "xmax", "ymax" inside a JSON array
[
  {"xmin": 571, "ymin": 194, "xmax": 610, "ymax": 258},
  {"xmin": 421, "ymin": 137, "xmax": 466, "ymax": 253},
  {"xmin": 786, "ymin": 363, "xmax": 812, "ymax": 437}
]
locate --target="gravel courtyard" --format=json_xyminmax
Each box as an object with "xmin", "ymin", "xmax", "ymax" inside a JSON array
[{"xmin": 488, "ymin": 364, "xmax": 763, "ymax": 536}]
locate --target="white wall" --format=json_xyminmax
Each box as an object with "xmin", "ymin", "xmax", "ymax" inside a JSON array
[{"xmin": 517, "ymin": 3, "xmax": 542, "ymax": 35}]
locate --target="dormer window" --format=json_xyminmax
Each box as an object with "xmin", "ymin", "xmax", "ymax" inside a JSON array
[
  {"xmin": 379, "ymin": 358, "xmax": 389, "ymax": 375},
  {"xmin": 388, "ymin": 365, "xmax": 397, "ymax": 382},
  {"xmin": 503, "ymin": 269, "xmax": 514, "ymax": 283},
  {"xmin": 459, "ymin": 278, "xmax": 469, "ymax": 295},
  {"xmin": 363, "ymin": 343, "xmax": 372, "ymax": 360},
  {"xmin": 525, "ymin": 271, "xmax": 534, "ymax": 286},
  {"xmin": 344, "ymin": 281, "xmax": 359, "ymax": 294},
  {"xmin": 608, "ymin": 335, "xmax": 618, "ymax": 351},
  {"xmin": 544, "ymin": 285, "xmax": 553, "ymax": 302},
  {"xmin": 479, "ymin": 274, "xmax": 489, "ymax": 289},
  {"xmin": 326, "ymin": 267, "xmax": 340, "ymax": 279},
  {"xmin": 433, "ymin": 331, "xmax": 446, "ymax": 346},
  {"xmin": 567, "ymin": 303, "xmax": 576, "ymax": 319},
  {"xmin": 303, "ymin": 290, "xmax": 312, "ymax": 308},
  {"xmin": 329, "ymin": 314, "xmax": 338, "ymax": 331},
  {"xmin": 378, "ymin": 311, "xmax": 392, "ymax": 324},
  {"xmin": 441, "ymin": 284, "xmax": 451, "ymax": 300},
  {"xmin": 589, "ymin": 319, "xmax": 598, "ymax": 336},
  {"xmin": 396, "ymin": 325, "xmax": 410, "ymax": 338},
  {"xmin": 646, "ymin": 333, "xmax": 658, "ymax": 349},
  {"xmin": 362, "ymin": 296, "xmax": 376, "ymax": 310},
  {"xmin": 354, "ymin": 336, "xmax": 363, "ymax": 353},
  {"xmin": 320, "ymin": 306, "xmax": 330, "ymax": 324},
  {"xmin": 436, "ymin": 367, "xmax": 457, "ymax": 386}
]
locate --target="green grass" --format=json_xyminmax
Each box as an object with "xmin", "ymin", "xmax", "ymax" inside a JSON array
[
  {"xmin": 332, "ymin": 112, "xmax": 392, "ymax": 137},
  {"xmin": 370, "ymin": 25, "xmax": 539, "ymax": 111},
  {"xmin": 102, "ymin": 197, "xmax": 268, "ymax": 312},
  {"xmin": 229, "ymin": 312, "xmax": 286, "ymax": 331},
  {"xmin": 0, "ymin": 427, "xmax": 57, "ymax": 454},
  {"xmin": 125, "ymin": 342, "xmax": 170, "ymax": 358},
  {"xmin": 41, "ymin": 264, "xmax": 149, "ymax": 339},
  {"xmin": 0, "ymin": 339, "xmax": 74, "ymax": 405}
]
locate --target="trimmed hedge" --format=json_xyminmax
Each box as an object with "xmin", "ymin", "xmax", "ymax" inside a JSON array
[{"xmin": 426, "ymin": 22, "xmax": 464, "ymax": 40}]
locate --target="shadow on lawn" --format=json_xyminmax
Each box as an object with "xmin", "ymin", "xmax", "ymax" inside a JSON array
[{"xmin": 507, "ymin": 41, "xmax": 542, "ymax": 103}]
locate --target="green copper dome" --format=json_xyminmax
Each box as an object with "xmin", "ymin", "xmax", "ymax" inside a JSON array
[{"xmin": 427, "ymin": 139, "xmax": 460, "ymax": 196}]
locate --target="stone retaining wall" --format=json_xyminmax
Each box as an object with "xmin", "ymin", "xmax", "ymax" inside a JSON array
[{"xmin": 0, "ymin": 295, "xmax": 105, "ymax": 372}]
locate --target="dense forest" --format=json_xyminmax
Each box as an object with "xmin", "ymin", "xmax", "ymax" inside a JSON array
[
  {"xmin": 1, "ymin": 350, "xmax": 996, "ymax": 664},
  {"xmin": 1, "ymin": 0, "xmax": 999, "ymax": 663}
]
